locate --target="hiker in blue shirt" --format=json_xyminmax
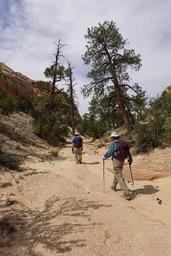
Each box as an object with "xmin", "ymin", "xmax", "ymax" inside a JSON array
[
  {"xmin": 103, "ymin": 131, "xmax": 133, "ymax": 200},
  {"xmin": 72, "ymin": 133, "xmax": 83, "ymax": 164},
  {"xmin": 103, "ymin": 140, "xmax": 118, "ymax": 160}
]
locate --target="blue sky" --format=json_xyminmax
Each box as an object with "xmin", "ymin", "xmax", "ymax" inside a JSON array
[{"xmin": 0, "ymin": 0, "xmax": 171, "ymax": 114}]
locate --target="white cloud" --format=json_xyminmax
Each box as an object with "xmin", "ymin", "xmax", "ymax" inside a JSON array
[{"xmin": 1, "ymin": 0, "xmax": 171, "ymax": 115}]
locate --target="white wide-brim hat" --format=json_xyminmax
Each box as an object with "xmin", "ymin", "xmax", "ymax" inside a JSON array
[{"xmin": 110, "ymin": 131, "xmax": 120, "ymax": 138}]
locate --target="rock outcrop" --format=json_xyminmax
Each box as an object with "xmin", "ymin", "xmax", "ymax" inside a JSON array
[{"xmin": 0, "ymin": 63, "xmax": 36, "ymax": 101}]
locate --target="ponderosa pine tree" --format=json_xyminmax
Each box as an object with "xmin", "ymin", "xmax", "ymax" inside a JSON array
[{"xmin": 82, "ymin": 21, "xmax": 142, "ymax": 131}]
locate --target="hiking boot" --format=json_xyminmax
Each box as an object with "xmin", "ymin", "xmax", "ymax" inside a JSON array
[{"xmin": 125, "ymin": 194, "xmax": 133, "ymax": 201}]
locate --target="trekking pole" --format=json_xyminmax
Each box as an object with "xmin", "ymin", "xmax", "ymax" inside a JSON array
[
  {"xmin": 129, "ymin": 165, "xmax": 135, "ymax": 189},
  {"xmin": 103, "ymin": 159, "xmax": 105, "ymax": 193}
]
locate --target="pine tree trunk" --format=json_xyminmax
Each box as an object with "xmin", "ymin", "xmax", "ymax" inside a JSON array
[
  {"xmin": 108, "ymin": 65, "xmax": 132, "ymax": 131},
  {"xmin": 68, "ymin": 68, "xmax": 75, "ymax": 134},
  {"xmin": 103, "ymin": 44, "xmax": 132, "ymax": 131}
]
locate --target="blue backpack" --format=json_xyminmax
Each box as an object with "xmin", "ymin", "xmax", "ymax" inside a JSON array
[{"xmin": 72, "ymin": 136, "xmax": 83, "ymax": 148}]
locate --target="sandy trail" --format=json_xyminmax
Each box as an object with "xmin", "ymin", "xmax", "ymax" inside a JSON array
[{"xmin": 1, "ymin": 140, "xmax": 171, "ymax": 256}]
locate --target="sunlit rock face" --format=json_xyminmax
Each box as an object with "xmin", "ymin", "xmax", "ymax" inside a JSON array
[{"xmin": 0, "ymin": 63, "xmax": 37, "ymax": 101}]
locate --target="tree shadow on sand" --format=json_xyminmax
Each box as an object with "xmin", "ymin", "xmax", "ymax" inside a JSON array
[
  {"xmin": 132, "ymin": 185, "xmax": 159, "ymax": 198},
  {"xmin": 0, "ymin": 196, "xmax": 112, "ymax": 256},
  {"xmin": 82, "ymin": 161, "xmax": 100, "ymax": 165}
]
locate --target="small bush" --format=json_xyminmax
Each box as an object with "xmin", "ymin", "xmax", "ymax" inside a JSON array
[
  {"xmin": 51, "ymin": 148, "xmax": 60, "ymax": 157},
  {"xmin": 134, "ymin": 94, "xmax": 171, "ymax": 152},
  {"xmin": 15, "ymin": 97, "xmax": 34, "ymax": 114},
  {"xmin": 0, "ymin": 91, "xmax": 34, "ymax": 115},
  {"xmin": 0, "ymin": 91, "xmax": 15, "ymax": 115},
  {"xmin": 134, "ymin": 122, "xmax": 155, "ymax": 153}
]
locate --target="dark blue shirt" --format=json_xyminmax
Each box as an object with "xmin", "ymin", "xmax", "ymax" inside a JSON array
[{"xmin": 72, "ymin": 136, "xmax": 83, "ymax": 147}]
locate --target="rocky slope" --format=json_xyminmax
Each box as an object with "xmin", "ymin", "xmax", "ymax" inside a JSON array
[{"xmin": 0, "ymin": 112, "xmax": 59, "ymax": 175}]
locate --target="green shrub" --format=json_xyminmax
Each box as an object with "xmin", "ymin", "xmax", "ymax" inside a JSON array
[
  {"xmin": 0, "ymin": 91, "xmax": 34, "ymax": 115},
  {"xmin": 15, "ymin": 97, "xmax": 34, "ymax": 114},
  {"xmin": 0, "ymin": 91, "xmax": 15, "ymax": 115},
  {"xmin": 32, "ymin": 95, "xmax": 70, "ymax": 144},
  {"xmin": 134, "ymin": 122, "xmax": 156, "ymax": 153},
  {"xmin": 134, "ymin": 94, "xmax": 171, "ymax": 152}
]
